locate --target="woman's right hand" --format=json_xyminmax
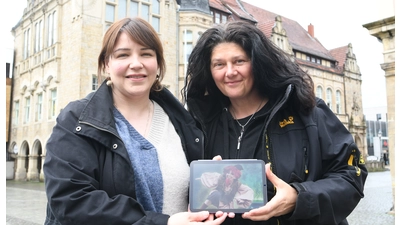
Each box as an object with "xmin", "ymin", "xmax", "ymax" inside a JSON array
[{"xmin": 167, "ymin": 211, "xmax": 227, "ymax": 225}]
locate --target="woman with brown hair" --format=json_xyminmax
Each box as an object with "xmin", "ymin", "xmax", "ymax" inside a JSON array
[{"xmin": 43, "ymin": 17, "xmax": 227, "ymax": 225}]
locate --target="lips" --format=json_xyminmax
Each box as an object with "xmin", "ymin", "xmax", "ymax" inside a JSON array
[
  {"xmin": 226, "ymin": 80, "xmax": 241, "ymax": 85},
  {"xmin": 126, "ymin": 75, "xmax": 146, "ymax": 78}
]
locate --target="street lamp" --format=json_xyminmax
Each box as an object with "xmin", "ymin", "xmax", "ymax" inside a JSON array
[{"xmin": 378, "ymin": 130, "xmax": 382, "ymax": 161}]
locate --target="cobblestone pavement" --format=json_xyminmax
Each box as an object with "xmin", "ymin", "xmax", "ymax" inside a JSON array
[
  {"xmin": 347, "ymin": 170, "xmax": 395, "ymax": 225},
  {"xmin": 6, "ymin": 181, "xmax": 46, "ymax": 225},
  {"xmin": 6, "ymin": 170, "xmax": 395, "ymax": 225}
]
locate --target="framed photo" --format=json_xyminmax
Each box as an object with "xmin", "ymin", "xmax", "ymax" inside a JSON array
[{"xmin": 189, "ymin": 159, "xmax": 267, "ymax": 213}]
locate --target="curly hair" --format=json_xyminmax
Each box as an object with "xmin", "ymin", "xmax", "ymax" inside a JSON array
[{"xmin": 182, "ymin": 20, "xmax": 315, "ymax": 114}]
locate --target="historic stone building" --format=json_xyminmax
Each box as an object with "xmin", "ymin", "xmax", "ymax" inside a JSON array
[
  {"xmin": 8, "ymin": 0, "xmax": 366, "ymax": 181},
  {"xmin": 363, "ymin": 15, "xmax": 395, "ymax": 213}
]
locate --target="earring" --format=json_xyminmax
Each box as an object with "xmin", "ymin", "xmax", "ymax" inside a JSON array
[
  {"xmin": 156, "ymin": 74, "xmax": 160, "ymax": 80},
  {"xmin": 106, "ymin": 77, "xmax": 113, "ymax": 86}
]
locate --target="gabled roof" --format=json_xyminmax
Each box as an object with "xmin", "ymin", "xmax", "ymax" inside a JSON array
[
  {"xmin": 209, "ymin": 0, "xmax": 232, "ymax": 14},
  {"xmin": 329, "ymin": 46, "xmax": 348, "ymax": 70},
  {"xmin": 219, "ymin": 0, "xmax": 256, "ymax": 22},
  {"xmin": 240, "ymin": 1, "xmax": 337, "ymax": 62}
]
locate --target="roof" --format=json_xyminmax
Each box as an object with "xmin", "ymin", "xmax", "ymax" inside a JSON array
[
  {"xmin": 240, "ymin": 1, "xmax": 337, "ymax": 61},
  {"xmin": 329, "ymin": 46, "xmax": 348, "ymax": 69},
  {"xmin": 219, "ymin": 0, "xmax": 256, "ymax": 22},
  {"xmin": 209, "ymin": 0, "xmax": 232, "ymax": 14}
]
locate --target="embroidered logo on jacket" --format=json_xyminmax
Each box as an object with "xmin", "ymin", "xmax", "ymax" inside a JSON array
[{"xmin": 279, "ymin": 116, "xmax": 294, "ymax": 128}]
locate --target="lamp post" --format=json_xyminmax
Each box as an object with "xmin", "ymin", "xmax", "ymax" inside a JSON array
[{"xmin": 378, "ymin": 130, "xmax": 382, "ymax": 161}]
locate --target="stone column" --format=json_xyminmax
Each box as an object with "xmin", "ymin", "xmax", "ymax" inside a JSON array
[
  {"xmin": 40, "ymin": 154, "xmax": 46, "ymax": 182},
  {"xmin": 14, "ymin": 155, "xmax": 27, "ymax": 181},
  {"xmin": 27, "ymin": 154, "xmax": 39, "ymax": 181}
]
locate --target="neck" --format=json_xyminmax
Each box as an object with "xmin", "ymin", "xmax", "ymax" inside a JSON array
[
  {"xmin": 114, "ymin": 96, "xmax": 153, "ymax": 137},
  {"xmin": 230, "ymin": 97, "xmax": 267, "ymax": 119},
  {"xmin": 113, "ymin": 94, "xmax": 151, "ymax": 115}
]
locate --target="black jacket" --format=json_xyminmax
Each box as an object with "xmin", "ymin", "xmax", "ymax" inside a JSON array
[
  {"xmin": 44, "ymin": 81, "xmax": 204, "ymax": 225},
  {"xmin": 187, "ymin": 85, "xmax": 368, "ymax": 225}
]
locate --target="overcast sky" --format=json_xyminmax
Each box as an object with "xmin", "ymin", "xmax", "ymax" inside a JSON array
[
  {"xmin": 3, "ymin": 0, "xmax": 395, "ymax": 120},
  {"xmin": 243, "ymin": 0, "xmax": 395, "ymax": 121}
]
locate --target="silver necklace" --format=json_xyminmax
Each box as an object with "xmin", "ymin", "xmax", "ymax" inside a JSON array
[
  {"xmin": 231, "ymin": 100, "xmax": 263, "ymax": 150},
  {"xmin": 143, "ymin": 100, "xmax": 153, "ymax": 137}
]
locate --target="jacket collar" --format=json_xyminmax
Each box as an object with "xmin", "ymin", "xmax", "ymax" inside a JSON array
[
  {"xmin": 188, "ymin": 84, "xmax": 294, "ymax": 126},
  {"xmin": 78, "ymin": 80, "xmax": 116, "ymax": 132}
]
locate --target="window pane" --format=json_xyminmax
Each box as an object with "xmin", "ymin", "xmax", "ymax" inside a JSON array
[
  {"xmin": 47, "ymin": 14, "xmax": 52, "ymax": 47},
  {"xmin": 185, "ymin": 43, "xmax": 193, "ymax": 63},
  {"xmin": 25, "ymin": 97, "xmax": 30, "ymax": 123},
  {"xmin": 13, "ymin": 101, "xmax": 19, "ymax": 125},
  {"xmin": 130, "ymin": 1, "xmax": 138, "ymax": 17},
  {"xmin": 106, "ymin": 4, "xmax": 115, "ymax": 22},
  {"xmin": 215, "ymin": 13, "xmax": 220, "ymax": 23},
  {"xmin": 222, "ymin": 15, "xmax": 227, "ymax": 23},
  {"xmin": 152, "ymin": 0, "xmax": 160, "ymax": 14},
  {"xmin": 37, "ymin": 93, "xmax": 42, "ymax": 120},
  {"xmin": 141, "ymin": 4, "xmax": 149, "ymax": 21},
  {"xmin": 185, "ymin": 30, "xmax": 192, "ymax": 41},
  {"xmin": 326, "ymin": 88, "xmax": 332, "ymax": 109},
  {"xmin": 152, "ymin": 17, "xmax": 160, "ymax": 32},
  {"xmin": 316, "ymin": 86, "xmax": 322, "ymax": 98},
  {"xmin": 118, "ymin": 0, "xmax": 127, "ymax": 19},
  {"xmin": 51, "ymin": 89, "xmax": 57, "ymax": 117},
  {"xmin": 53, "ymin": 11, "xmax": 57, "ymax": 45},
  {"xmin": 336, "ymin": 91, "xmax": 341, "ymax": 113},
  {"xmin": 92, "ymin": 75, "xmax": 98, "ymax": 91}
]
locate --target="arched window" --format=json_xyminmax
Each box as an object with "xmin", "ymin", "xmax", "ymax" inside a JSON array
[
  {"xmin": 24, "ymin": 28, "xmax": 31, "ymax": 59},
  {"xmin": 336, "ymin": 90, "xmax": 341, "ymax": 114},
  {"xmin": 326, "ymin": 88, "xmax": 332, "ymax": 110},
  {"xmin": 316, "ymin": 86, "xmax": 323, "ymax": 98},
  {"xmin": 183, "ymin": 30, "xmax": 193, "ymax": 63}
]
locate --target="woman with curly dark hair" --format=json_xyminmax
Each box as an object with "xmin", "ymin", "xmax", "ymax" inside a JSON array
[{"xmin": 182, "ymin": 20, "xmax": 367, "ymax": 225}]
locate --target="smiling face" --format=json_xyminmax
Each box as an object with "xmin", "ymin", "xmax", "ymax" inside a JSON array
[
  {"xmin": 106, "ymin": 32, "xmax": 158, "ymax": 100},
  {"xmin": 210, "ymin": 42, "xmax": 257, "ymax": 102}
]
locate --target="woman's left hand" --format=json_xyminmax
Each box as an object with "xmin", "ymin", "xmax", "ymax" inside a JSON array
[{"xmin": 242, "ymin": 163, "xmax": 297, "ymax": 221}]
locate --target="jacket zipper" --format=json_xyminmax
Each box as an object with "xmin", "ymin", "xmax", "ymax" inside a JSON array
[
  {"xmin": 265, "ymin": 134, "xmax": 272, "ymax": 169},
  {"xmin": 303, "ymin": 147, "xmax": 309, "ymax": 175}
]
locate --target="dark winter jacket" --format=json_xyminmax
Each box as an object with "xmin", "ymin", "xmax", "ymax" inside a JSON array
[
  {"xmin": 187, "ymin": 85, "xmax": 367, "ymax": 225},
  {"xmin": 43, "ymin": 81, "xmax": 204, "ymax": 225}
]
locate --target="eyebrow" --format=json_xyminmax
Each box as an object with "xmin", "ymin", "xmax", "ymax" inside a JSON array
[
  {"xmin": 211, "ymin": 55, "xmax": 248, "ymax": 61},
  {"xmin": 113, "ymin": 48, "xmax": 130, "ymax": 53},
  {"xmin": 113, "ymin": 47, "xmax": 154, "ymax": 53}
]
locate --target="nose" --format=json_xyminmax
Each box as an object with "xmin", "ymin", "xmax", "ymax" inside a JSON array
[
  {"xmin": 225, "ymin": 63, "xmax": 236, "ymax": 77},
  {"xmin": 129, "ymin": 59, "xmax": 143, "ymax": 69}
]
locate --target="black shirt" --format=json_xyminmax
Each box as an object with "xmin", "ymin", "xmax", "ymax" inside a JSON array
[{"xmin": 205, "ymin": 100, "xmax": 273, "ymax": 160}]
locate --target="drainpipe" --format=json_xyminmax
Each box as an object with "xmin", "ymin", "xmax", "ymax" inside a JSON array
[{"xmin": 176, "ymin": 3, "xmax": 181, "ymax": 98}]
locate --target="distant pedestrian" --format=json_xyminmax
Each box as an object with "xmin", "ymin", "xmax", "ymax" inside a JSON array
[{"xmin": 383, "ymin": 153, "xmax": 389, "ymax": 165}]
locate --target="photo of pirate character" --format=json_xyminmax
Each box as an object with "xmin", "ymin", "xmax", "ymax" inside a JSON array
[{"xmin": 199, "ymin": 164, "xmax": 254, "ymax": 210}]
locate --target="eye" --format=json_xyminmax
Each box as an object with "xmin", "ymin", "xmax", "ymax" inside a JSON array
[
  {"xmin": 236, "ymin": 59, "xmax": 248, "ymax": 65},
  {"xmin": 142, "ymin": 52, "xmax": 154, "ymax": 57},
  {"xmin": 141, "ymin": 48, "xmax": 156, "ymax": 57},
  {"xmin": 212, "ymin": 62, "xmax": 224, "ymax": 69},
  {"xmin": 117, "ymin": 53, "xmax": 129, "ymax": 58}
]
